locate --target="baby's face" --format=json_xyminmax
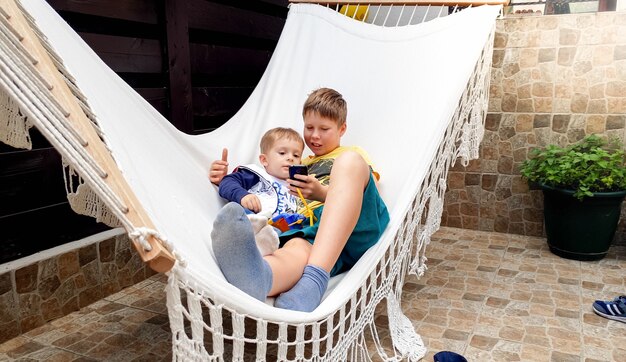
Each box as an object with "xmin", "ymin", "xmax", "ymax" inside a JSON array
[{"xmin": 260, "ymin": 138, "xmax": 303, "ymax": 180}]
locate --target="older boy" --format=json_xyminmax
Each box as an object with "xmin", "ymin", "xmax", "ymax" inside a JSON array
[{"xmin": 211, "ymin": 88, "xmax": 389, "ymax": 312}]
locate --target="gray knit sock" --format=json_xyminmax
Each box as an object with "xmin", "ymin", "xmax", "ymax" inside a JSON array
[
  {"xmin": 211, "ymin": 202, "xmax": 273, "ymax": 301},
  {"xmin": 274, "ymin": 264, "xmax": 329, "ymax": 312}
]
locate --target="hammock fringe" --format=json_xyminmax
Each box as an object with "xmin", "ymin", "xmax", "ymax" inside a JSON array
[
  {"xmin": 0, "ymin": 89, "xmax": 32, "ymax": 149},
  {"xmin": 63, "ymin": 159, "xmax": 122, "ymax": 228},
  {"xmin": 387, "ymin": 293, "xmax": 426, "ymax": 361}
]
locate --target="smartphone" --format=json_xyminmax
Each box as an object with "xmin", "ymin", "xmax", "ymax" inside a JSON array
[{"xmin": 289, "ymin": 165, "xmax": 308, "ymax": 180}]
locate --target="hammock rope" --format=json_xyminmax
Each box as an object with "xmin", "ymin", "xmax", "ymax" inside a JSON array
[{"xmin": 0, "ymin": 45, "xmax": 130, "ymax": 219}]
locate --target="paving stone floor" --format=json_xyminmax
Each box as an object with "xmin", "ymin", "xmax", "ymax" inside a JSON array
[{"xmin": 1, "ymin": 226, "xmax": 625, "ymax": 361}]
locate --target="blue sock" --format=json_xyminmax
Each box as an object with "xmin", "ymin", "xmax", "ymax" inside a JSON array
[
  {"xmin": 211, "ymin": 202, "xmax": 272, "ymax": 301},
  {"xmin": 275, "ymin": 264, "xmax": 330, "ymax": 312}
]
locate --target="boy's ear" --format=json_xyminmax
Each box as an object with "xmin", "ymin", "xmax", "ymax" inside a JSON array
[
  {"xmin": 339, "ymin": 122, "xmax": 347, "ymax": 136},
  {"xmin": 259, "ymin": 154, "xmax": 269, "ymax": 167}
]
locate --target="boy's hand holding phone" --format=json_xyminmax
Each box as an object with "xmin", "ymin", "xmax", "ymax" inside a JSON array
[
  {"xmin": 288, "ymin": 165, "xmax": 327, "ymax": 202},
  {"xmin": 288, "ymin": 165, "xmax": 309, "ymax": 193},
  {"xmin": 289, "ymin": 165, "xmax": 308, "ymax": 180}
]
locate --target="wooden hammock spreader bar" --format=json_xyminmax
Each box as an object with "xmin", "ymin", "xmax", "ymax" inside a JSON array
[
  {"xmin": 0, "ymin": 0, "xmax": 176, "ymax": 273},
  {"xmin": 290, "ymin": 0, "xmax": 510, "ymax": 6}
]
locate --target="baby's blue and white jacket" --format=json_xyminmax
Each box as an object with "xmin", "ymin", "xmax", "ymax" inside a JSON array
[{"xmin": 218, "ymin": 164, "xmax": 298, "ymax": 219}]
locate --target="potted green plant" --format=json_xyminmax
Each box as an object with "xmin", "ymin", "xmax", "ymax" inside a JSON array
[{"xmin": 520, "ymin": 134, "xmax": 626, "ymax": 261}]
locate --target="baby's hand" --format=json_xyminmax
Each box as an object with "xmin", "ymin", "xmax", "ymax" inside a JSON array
[
  {"xmin": 241, "ymin": 194, "xmax": 262, "ymax": 213},
  {"xmin": 209, "ymin": 148, "xmax": 229, "ymax": 185}
]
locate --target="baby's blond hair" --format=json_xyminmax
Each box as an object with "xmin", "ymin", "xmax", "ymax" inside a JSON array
[{"xmin": 260, "ymin": 127, "xmax": 304, "ymax": 154}]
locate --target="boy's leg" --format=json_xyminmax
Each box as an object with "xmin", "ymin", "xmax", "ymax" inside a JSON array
[
  {"xmin": 265, "ymin": 238, "xmax": 311, "ymax": 296},
  {"xmin": 308, "ymin": 151, "xmax": 371, "ymax": 270},
  {"xmin": 276, "ymin": 151, "xmax": 371, "ymax": 311}
]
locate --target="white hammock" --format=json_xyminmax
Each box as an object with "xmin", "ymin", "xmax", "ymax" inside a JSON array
[{"xmin": 0, "ymin": 0, "xmax": 501, "ymax": 360}]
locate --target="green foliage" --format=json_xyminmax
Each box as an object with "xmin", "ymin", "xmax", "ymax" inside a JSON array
[{"xmin": 520, "ymin": 135, "xmax": 626, "ymax": 200}]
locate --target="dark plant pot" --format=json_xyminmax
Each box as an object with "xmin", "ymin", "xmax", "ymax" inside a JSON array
[{"xmin": 541, "ymin": 184, "xmax": 626, "ymax": 261}]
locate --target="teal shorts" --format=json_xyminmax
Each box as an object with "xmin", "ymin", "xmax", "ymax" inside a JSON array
[{"xmin": 279, "ymin": 173, "xmax": 390, "ymax": 277}]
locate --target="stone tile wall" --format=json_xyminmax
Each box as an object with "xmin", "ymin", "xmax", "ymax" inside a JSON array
[
  {"xmin": 442, "ymin": 11, "xmax": 626, "ymax": 244},
  {"xmin": 0, "ymin": 233, "xmax": 155, "ymax": 344}
]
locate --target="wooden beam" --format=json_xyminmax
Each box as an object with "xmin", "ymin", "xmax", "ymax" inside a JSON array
[
  {"xmin": 164, "ymin": 0, "xmax": 193, "ymax": 133},
  {"xmin": 47, "ymin": 0, "xmax": 160, "ymax": 24},
  {"xmin": 186, "ymin": 0, "xmax": 285, "ymax": 42},
  {"xmin": 0, "ymin": 0, "xmax": 176, "ymax": 272},
  {"xmin": 289, "ymin": 0, "xmax": 510, "ymax": 6}
]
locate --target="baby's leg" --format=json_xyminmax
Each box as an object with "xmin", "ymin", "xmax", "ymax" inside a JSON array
[
  {"xmin": 276, "ymin": 151, "xmax": 371, "ymax": 311},
  {"xmin": 211, "ymin": 202, "xmax": 273, "ymax": 301}
]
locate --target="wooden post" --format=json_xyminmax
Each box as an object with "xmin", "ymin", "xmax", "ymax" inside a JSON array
[{"xmin": 164, "ymin": 0, "xmax": 193, "ymax": 133}]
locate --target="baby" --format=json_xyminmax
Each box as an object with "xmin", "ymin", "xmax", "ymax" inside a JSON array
[{"xmin": 216, "ymin": 127, "xmax": 305, "ymax": 255}]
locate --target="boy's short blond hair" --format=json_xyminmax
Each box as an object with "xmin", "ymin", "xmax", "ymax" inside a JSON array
[
  {"xmin": 302, "ymin": 88, "xmax": 347, "ymax": 127},
  {"xmin": 260, "ymin": 127, "xmax": 304, "ymax": 154}
]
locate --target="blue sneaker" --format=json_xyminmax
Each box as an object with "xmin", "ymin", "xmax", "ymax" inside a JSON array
[
  {"xmin": 592, "ymin": 295, "xmax": 626, "ymax": 323},
  {"xmin": 434, "ymin": 351, "xmax": 468, "ymax": 362}
]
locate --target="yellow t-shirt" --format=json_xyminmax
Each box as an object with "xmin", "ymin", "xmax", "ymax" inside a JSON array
[{"xmin": 297, "ymin": 146, "xmax": 379, "ymax": 214}]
